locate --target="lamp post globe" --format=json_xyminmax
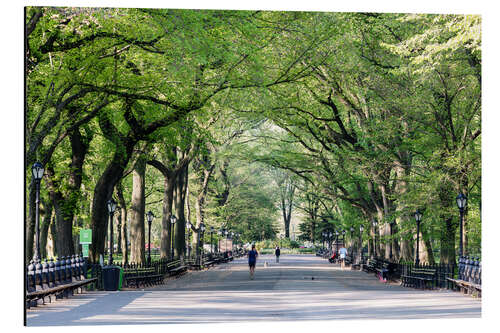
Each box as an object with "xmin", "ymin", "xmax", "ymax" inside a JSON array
[
  {"xmin": 414, "ymin": 209, "xmax": 422, "ymax": 265},
  {"xmin": 32, "ymin": 162, "xmax": 45, "ymax": 180},
  {"xmin": 32, "ymin": 162, "xmax": 45, "ymax": 262},
  {"xmin": 456, "ymin": 193, "xmax": 467, "ymax": 211},
  {"xmin": 456, "ymin": 193, "xmax": 467, "ymax": 258},
  {"xmin": 146, "ymin": 211, "xmax": 154, "ymax": 265},
  {"xmin": 106, "ymin": 198, "xmax": 116, "ymax": 215},
  {"xmin": 107, "ymin": 198, "xmax": 117, "ymax": 265}
]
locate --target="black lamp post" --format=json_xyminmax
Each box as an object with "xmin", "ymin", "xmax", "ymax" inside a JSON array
[
  {"xmin": 414, "ymin": 209, "xmax": 422, "ymax": 266},
  {"xmin": 456, "ymin": 193, "xmax": 467, "ymax": 258},
  {"xmin": 350, "ymin": 227, "xmax": 354, "ymax": 257},
  {"xmin": 230, "ymin": 231, "xmax": 235, "ymax": 252},
  {"xmin": 223, "ymin": 228, "xmax": 228, "ymax": 253},
  {"xmin": 335, "ymin": 231, "xmax": 339, "ymax": 253},
  {"xmin": 217, "ymin": 229, "xmax": 222, "ymax": 253},
  {"xmin": 186, "ymin": 221, "xmax": 192, "ymax": 258},
  {"xmin": 32, "ymin": 162, "xmax": 44, "ymax": 262},
  {"xmin": 210, "ymin": 226, "xmax": 214, "ymax": 254},
  {"xmin": 199, "ymin": 223, "xmax": 206, "ymax": 263},
  {"xmin": 359, "ymin": 225, "xmax": 364, "ymax": 264},
  {"xmin": 389, "ymin": 221, "xmax": 395, "ymax": 260},
  {"xmin": 146, "ymin": 211, "xmax": 154, "ymax": 266},
  {"xmin": 170, "ymin": 214, "xmax": 177, "ymax": 258},
  {"xmin": 372, "ymin": 220, "xmax": 378, "ymax": 258},
  {"xmin": 342, "ymin": 230, "xmax": 346, "ymax": 246},
  {"xmin": 107, "ymin": 198, "xmax": 117, "ymax": 265},
  {"xmin": 328, "ymin": 231, "xmax": 333, "ymax": 251}
]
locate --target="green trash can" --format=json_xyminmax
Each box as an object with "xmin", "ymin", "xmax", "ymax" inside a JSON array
[{"xmin": 118, "ymin": 266, "xmax": 123, "ymax": 290}]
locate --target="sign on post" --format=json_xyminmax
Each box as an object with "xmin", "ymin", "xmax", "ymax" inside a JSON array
[
  {"xmin": 82, "ymin": 244, "xmax": 89, "ymax": 257},
  {"xmin": 80, "ymin": 229, "xmax": 92, "ymax": 258},
  {"xmin": 80, "ymin": 229, "xmax": 92, "ymax": 244}
]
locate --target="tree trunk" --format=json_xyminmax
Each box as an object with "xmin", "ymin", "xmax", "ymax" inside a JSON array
[
  {"xmin": 89, "ymin": 141, "xmax": 134, "ymax": 263},
  {"xmin": 116, "ymin": 211, "xmax": 122, "ymax": 254},
  {"xmin": 44, "ymin": 128, "xmax": 90, "ymax": 259},
  {"xmin": 46, "ymin": 166, "xmax": 74, "ymax": 258},
  {"xmin": 463, "ymin": 207, "xmax": 468, "ymax": 256},
  {"xmin": 423, "ymin": 238, "xmax": 435, "ymax": 265},
  {"xmin": 174, "ymin": 164, "xmax": 188, "ymax": 260},
  {"xmin": 163, "ymin": 178, "xmax": 175, "ymax": 259},
  {"xmin": 116, "ymin": 180, "xmax": 129, "ymax": 264},
  {"xmin": 40, "ymin": 200, "xmax": 53, "ymax": 259},
  {"xmin": 438, "ymin": 183, "xmax": 457, "ymax": 264},
  {"xmin": 147, "ymin": 159, "xmax": 178, "ymax": 260},
  {"xmin": 26, "ymin": 182, "xmax": 36, "ymax": 262},
  {"xmin": 367, "ymin": 229, "xmax": 373, "ymax": 258},
  {"xmin": 47, "ymin": 214, "xmax": 57, "ymax": 258},
  {"xmin": 194, "ymin": 161, "xmax": 214, "ymax": 261},
  {"xmin": 130, "ymin": 156, "xmax": 146, "ymax": 264},
  {"xmin": 440, "ymin": 217, "xmax": 456, "ymax": 264},
  {"xmin": 392, "ymin": 155, "xmax": 411, "ymax": 261}
]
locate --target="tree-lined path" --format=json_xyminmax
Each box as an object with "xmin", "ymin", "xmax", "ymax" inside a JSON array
[
  {"xmin": 25, "ymin": 7, "xmax": 482, "ymax": 326},
  {"xmin": 26, "ymin": 255, "xmax": 480, "ymax": 326}
]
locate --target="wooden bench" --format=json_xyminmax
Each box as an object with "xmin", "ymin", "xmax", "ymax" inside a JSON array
[
  {"xmin": 362, "ymin": 259, "xmax": 377, "ymax": 273},
  {"xmin": 167, "ymin": 260, "xmax": 187, "ymax": 277},
  {"xmin": 123, "ymin": 266, "xmax": 163, "ymax": 288},
  {"xmin": 446, "ymin": 257, "xmax": 481, "ymax": 297},
  {"xmin": 214, "ymin": 256, "xmax": 223, "ymax": 264},
  {"xmin": 26, "ymin": 255, "xmax": 97, "ymax": 308},
  {"xmin": 204, "ymin": 259, "xmax": 216, "ymax": 267},
  {"xmin": 401, "ymin": 267, "xmax": 437, "ymax": 289}
]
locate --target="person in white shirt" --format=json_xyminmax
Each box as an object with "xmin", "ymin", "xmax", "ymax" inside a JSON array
[{"xmin": 339, "ymin": 246, "xmax": 348, "ymax": 269}]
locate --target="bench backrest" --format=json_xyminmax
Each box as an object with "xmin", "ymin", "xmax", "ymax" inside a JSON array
[
  {"xmin": 27, "ymin": 260, "xmax": 36, "ymax": 293},
  {"xmin": 458, "ymin": 256, "xmax": 481, "ymax": 284},
  {"xmin": 411, "ymin": 267, "xmax": 436, "ymax": 277},
  {"xmin": 26, "ymin": 255, "xmax": 90, "ymax": 294}
]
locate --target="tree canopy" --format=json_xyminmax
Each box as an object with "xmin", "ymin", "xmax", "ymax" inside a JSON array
[{"xmin": 25, "ymin": 7, "xmax": 481, "ymax": 265}]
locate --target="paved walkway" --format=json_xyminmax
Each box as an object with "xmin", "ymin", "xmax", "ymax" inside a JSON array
[{"xmin": 26, "ymin": 254, "xmax": 481, "ymax": 326}]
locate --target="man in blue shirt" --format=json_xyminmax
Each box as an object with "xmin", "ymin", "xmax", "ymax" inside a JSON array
[{"xmin": 248, "ymin": 244, "xmax": 258, "ymax": 279}]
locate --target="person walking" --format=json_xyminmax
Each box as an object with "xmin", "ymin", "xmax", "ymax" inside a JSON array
[
  {"xmin": 275, "ymin": 246, "xmax": 281, "ymax": 263},
  {"xmin": 339, "ymin": 245, "xmax": 348, "ymax": 269},
  {"xmin": 248, "ymin": 244, "xmax": 258, "ymax": 279}
]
